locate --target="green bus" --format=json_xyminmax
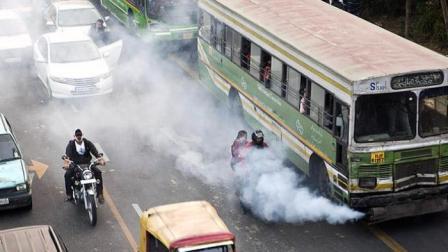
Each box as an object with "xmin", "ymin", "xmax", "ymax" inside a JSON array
[
  {"xmin": 197, "ymin": 0, "xmax": 448, "ymax": 222},
  {"xmin": 100, "ymin": 0, "xmax": 197, "ymax": 43}
]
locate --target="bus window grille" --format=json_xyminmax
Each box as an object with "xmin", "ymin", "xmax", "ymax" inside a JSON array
[
  {"xmin": 440, "ymin": 156, "xmax": 448, "ymax": 172},
  {"xmin": 357, "ymin": 165, "xmax": 393, "ymax": 179}
]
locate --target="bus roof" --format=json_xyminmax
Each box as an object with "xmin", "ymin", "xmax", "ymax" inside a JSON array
[
  {"xmin": 210, "ymin": 0, "xmax": 448, "ymax": 84},
  {"xmin": 143, "ymin": 201, "xmax": 234, "ymax": 249}
]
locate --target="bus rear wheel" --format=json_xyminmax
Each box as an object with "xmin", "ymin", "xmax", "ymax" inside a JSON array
[
  {"xmin": 228, "ymin": 89, "xmax": 243, "ymax": 119},
  {"xmin": 128, "ymin": 11, "xmax": 138, "ymax": 34}
]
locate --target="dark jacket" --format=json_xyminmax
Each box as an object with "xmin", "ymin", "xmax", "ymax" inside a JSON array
[{"xmin": 65, "ymin": 138, "xmax": 100, "ymax": 165}]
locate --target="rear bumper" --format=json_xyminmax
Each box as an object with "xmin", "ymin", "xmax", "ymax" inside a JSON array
[
  {"xmin": 350, "ymin": 185, "xmax": 448, "ymax": 223},
  {"xmin": 0, "ymin": 191, "xmax": 32, "ymax": 210}
]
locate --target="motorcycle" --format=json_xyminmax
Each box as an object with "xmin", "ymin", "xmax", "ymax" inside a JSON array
[{"xmin": 62, "ymin": 154, "xmax": 103, "ymax": 226}]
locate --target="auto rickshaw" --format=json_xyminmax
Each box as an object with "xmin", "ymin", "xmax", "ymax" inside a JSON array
[{"xmin": 139, "ymin": 201, "xmax": 235, "ymax": 252}]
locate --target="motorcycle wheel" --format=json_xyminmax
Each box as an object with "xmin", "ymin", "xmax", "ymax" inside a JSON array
[{"xmin": 87, "ymin": 194, "xmax": 97, "ymax": 226}]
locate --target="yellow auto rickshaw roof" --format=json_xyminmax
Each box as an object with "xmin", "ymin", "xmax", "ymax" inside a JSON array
[{"xmin": 143, "ymin": 201, "xmax": 234, "ymax": 249}]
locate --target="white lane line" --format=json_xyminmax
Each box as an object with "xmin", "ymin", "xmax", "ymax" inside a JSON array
[
  {"xmin": 70, "ymin": 104, "xmax": 79, "ymax": 113},
  {"xmin": 132, "ymin": 203, "xmax": 143, "ymax": 217},
  {"xmin": 94, "ymin": 142, "xmax": 110, "ymax": 162}
]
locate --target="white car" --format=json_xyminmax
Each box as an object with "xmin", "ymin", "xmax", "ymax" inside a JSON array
[
  {"xmin": 33, "ymin": 32, "xmax": 122, "ymax": 99},
  {"xmin": 44, "ymin": 0, "xmax": 106, "ymax": 34},
  {"xmin": 0, "ymin": 10, "xmax": 32, "ymax": 67}
]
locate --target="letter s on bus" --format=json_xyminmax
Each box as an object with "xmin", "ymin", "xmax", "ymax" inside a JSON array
[{"xmin": 370, "ymin": 82, "xmax": 376, "ymax": 91}]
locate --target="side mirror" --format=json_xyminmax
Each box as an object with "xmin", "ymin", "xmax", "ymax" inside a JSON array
[
  {"xmin": 46, "ymin": 20, "xmax": 56, "ymax": 31},
  {"xmin": 13, "ymin": 149, "xmax": 19, "ymax": 158}
]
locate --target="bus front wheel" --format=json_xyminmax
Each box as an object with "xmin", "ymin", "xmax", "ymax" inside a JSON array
[
  {"xmin": 310, "ymin": 155, "xmax": 331, "ymax": 197},
  {"xmin": 228, "ymin": 88, "xmax": 243, "ymax": 119}
]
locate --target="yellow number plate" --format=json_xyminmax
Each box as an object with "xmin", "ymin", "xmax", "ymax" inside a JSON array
[{"xmin": 371, "ymin": 152, "xmax": 385, "ymax": 164}]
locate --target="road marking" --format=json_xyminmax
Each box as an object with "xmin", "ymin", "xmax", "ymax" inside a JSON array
[
  {"xmin": 168, "ymin": 54, "xmax": 199, "ymax": 80},
  {"xmin": 366, "ymin": 225, "xmax": 407, "ymax": 252},
  {"xmin": 94, "ymin": 142, "xmax": 110, "ymax": 162},
  {"xmin": 28, "ymin": 160, "xmax": 49, "ymax": 179},
  {"xmin": 104, "ymin": 187, "xmax": 138, "ymax": 252},
  {"xmin": 132, "ymin": 203, "xmax": 143, "ymax": 217}
]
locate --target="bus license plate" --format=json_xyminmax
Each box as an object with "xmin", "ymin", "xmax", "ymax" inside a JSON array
[
  {"xmin": 0, "ymin": 198, "xmax": 9, "ymax": 205},
  {"xmin": 371, "ymin": 152, "xmax": 385, "ymax": 164}
]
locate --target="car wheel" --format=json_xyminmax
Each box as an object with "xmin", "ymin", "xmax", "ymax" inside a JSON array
[{"xmin": 40, "ymin": 78, "xmax": 53, "ymax": 104}]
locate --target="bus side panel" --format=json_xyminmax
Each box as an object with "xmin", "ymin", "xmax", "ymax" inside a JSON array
[
  {"xmin": 101, "ymin": 0, "xmax": 129, "ymax": 25},
  {"xmin": 198, "ymin": 38, "xmax": 351, "ymax": 203},
  {"xmin": 198, "ymin": 39, "xmax": 337, "ymax": 164}
]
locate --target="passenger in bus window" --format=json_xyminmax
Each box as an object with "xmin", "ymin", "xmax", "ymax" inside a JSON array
[
  {"xmin": 262, "ymin": 60, "xmax": 271, "ymax": 88},
  {"xmin": 299, "ymin": 88, "xmax": 310, "ymax": 115}
]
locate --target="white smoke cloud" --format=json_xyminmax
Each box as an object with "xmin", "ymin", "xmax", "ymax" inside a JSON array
[
  {"xmin": 2, "ymin": 0, "xmax": 364, "ymax": 225},
  {"xmin": 235, "ymin": 148, "xmax": 364, "ymax": 224}
]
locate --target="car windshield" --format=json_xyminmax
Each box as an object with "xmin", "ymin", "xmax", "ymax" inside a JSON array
[
  {"xmin": 355, "ymin": 92, "xmax": 417, "ymax": 143},
  {"xmin": 50, "ymin": 41, "xmax": 100, "ymax": 63},
  {"xmin": 58, "ymin": 8, "xmax": 100, "ymax": 27},
  {"xmin": 148, "ymin": 0, "xmax": 197, "ymax": 25},
  {"xmin": 419, "ymin": 86, "xmax": 448, "ymax": 137},
  {"xmin": 0, "ymin": 19, "xmax": 27, "ymax": 36},
  {"xmin": 185, "ymin": 245, "xmax": 234, "ymax": 252},
  {"xmin": 0, "ymin": 134, "xmax": 20, "ymax": 162}
]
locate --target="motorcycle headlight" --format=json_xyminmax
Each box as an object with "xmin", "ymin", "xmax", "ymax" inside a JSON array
[
  {"xmin": 83, "ymin": 170, "xmax": 93, "ymax": 180},
  {"xmin": 50, "ymin": 76, "xmax": 69, "ymax": 84},
  {"xmin": 16, "ymin": 183, "xmax": 27, "ymax": 191},
  {"xmin": 358, "ymin": 177, "xmax": 377, "ymax": 189}
]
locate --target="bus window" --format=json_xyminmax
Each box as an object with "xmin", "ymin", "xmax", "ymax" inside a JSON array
[
  {"xmin": 199, "ymin": 10, "xmax": 211, "ymax": 43},
  {"xmin": 224, "ymin": 26, "xmax": 233, "ymax": 58},
  {"xmin": 241, "ymin": 37, "xmax": 251, "ymax": 70},
  {"xmin": 148, "ymin": 232, "xmax": 168, "ymax": 252},
  {"xmin": 213, "ymin": 20, "xmax": 224, "ymax": 52},
  {"xmin": 231, "ymin": 31, "xmax": 241, "ymax": 65},
  {"xmin": 286, "ymin": 66, "xmax": 300, "ymax": 109},
  {"xmin": 324, "ymin": 92, "xmax": 335, "ymax": 130},
  {"xmin": 419, "ymin": 86, "xmax": 448, "ymax": 137},
  {"xmin": 260, "ymin": 51, "xmax": 271, "ymax": 88},
  {"xmin": 299, "ymin": 76, "xmax": 311, "ymax": 115},
  {"xmin": 354, "ymin": 92, "xmax": 416, "ymax": 142},
  {"xmin": 249, "ymin": 43, "xmax": 261, "ymax": 78},
  {"xmin": 270, "ymin": 56, "xmax": 284, "ymax": 97},
  {"xmin": 310, "ymin": 82, "xmax": 325, "ymax": 124}
]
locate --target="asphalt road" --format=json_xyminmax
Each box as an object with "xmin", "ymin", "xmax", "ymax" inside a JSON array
[{"xmin": 1, "ymin": 3, "xmax": 448, "ymax": 252}]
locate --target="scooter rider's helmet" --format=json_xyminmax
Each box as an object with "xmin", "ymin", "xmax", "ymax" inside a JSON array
[{"xmin": 252, "ymin": 130, "xmax": 264, "ymax": 146}]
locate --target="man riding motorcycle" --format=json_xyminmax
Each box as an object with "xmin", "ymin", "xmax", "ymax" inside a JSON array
[{"xmin": 64, "ymin": 129, "xmax": 105, "ymax": 203}]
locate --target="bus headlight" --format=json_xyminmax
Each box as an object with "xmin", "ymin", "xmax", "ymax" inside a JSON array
[{"xmin": 358, "ymin": 177, "xmax": 377, "ymax": 189}]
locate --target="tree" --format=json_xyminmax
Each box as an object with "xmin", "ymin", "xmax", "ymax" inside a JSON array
[
  {"xmin": 441, "ymin": 0, "xmax": 448, "ymax": 40},
  {"xmin": 405, "ymin": 0, "xmax": 412, "ymax": 38}
]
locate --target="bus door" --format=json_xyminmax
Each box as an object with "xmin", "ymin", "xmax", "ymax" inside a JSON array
[{"xmin": 334, "ymin": 100, "xmax": 349, "ymax": 173}]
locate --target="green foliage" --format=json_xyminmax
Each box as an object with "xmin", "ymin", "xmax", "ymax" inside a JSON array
[
  {"xmin": 361, "ymin": 0, "xmax": 447, "ymax": 47},
  {"xmin": 361, "ymin": 0, "xmax": 406, "ymax": 17}
]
